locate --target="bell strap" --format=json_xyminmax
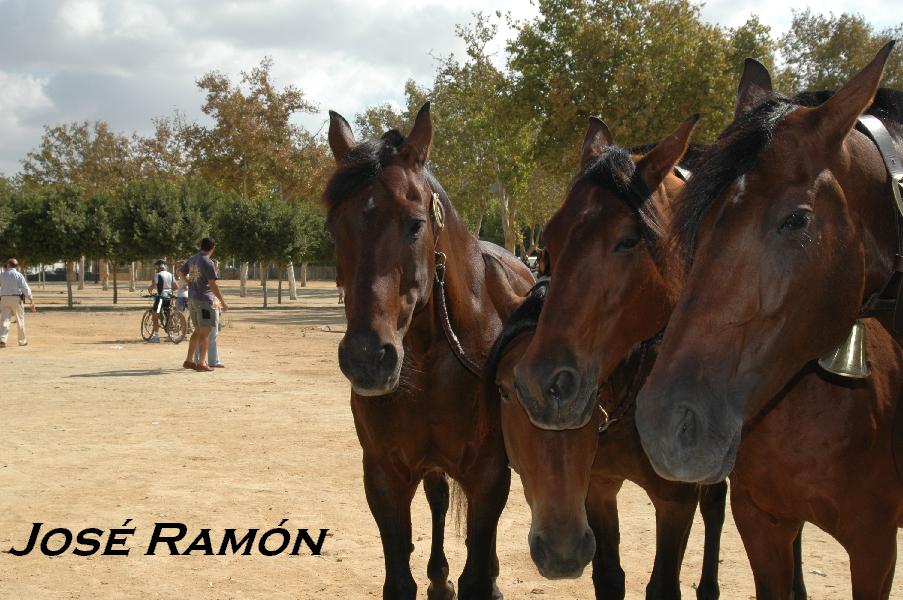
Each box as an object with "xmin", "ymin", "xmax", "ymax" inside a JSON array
[{"xmin": 856, "ymin": 115, "xmax": 903, "ymax": 333}]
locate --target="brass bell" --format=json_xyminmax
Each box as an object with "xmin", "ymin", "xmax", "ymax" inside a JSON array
[{"xmin": 818, "ymin": 319, "xmax": 870, "ymax": 379}]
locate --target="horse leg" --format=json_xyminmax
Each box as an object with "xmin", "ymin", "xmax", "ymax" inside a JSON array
[
  {"xmin": 731, "ymin": 487, "xmax": 800, "ymax": 600},
  {"xmin": 363, "ymin": 457, "xmax": 419, "ymax": 600},
  {"xmin": 792, "ymin": 527, "xmax": 807, "ymax": 599},
  {"xmin": 646, "ymin": 485, "xmax": 697, "ymax": 600},
  {"xmin": 586, "ymin": 479, "xmax": 625, "ymax": 599},
  {"xmin": 424, "ymin": 471, "xmax": 456, "ymax": 600},
  {"xmin": 458, "ymin": 461, "xmax": 510, "ymax": 600},
  {"xmin": 696, "ymin": 481, "xmax": 726, "ymax": 600},
  {"xmin": 844, "ymin": 520, "xmax": 897, "ymax": 600}
]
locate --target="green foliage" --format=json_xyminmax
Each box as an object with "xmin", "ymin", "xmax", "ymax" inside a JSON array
[
  {"xmin": 21, "ymin": 121, "xmax": 136, "ymax": 196},
  {"xmin": 116, "ymin": 179, "xmax": 184, "ymax": 261},
  {"xmin": 507, "ymin": 0, "xmax": 768, "ymax": 169},
  {"xmin": 776, "ymin": 10, "xmax": 902, "ymax": 91},
  {"xmin": 83, "ymin": 193, "xmax": 118, "ymax": 260}
]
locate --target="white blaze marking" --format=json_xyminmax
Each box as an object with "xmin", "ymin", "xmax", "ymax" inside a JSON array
[{"xmin": 730, "ymin": 176, "xmax": 746, "ymax": 205}]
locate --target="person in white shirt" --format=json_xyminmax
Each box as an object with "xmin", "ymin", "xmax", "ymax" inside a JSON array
[
  {"xmin": 0, "ymin": 258, "xmax": 35, "ymax": 348},
  {"xmin": 147, "ymin": 259, "xmax": 176, "ymax": 343}
]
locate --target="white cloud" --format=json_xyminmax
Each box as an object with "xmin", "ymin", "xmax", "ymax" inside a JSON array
[
  {"xmin": 59, "ymin": 0, "xmax": 104, "ymax": 37},
  {"xmin": 0, "ymin": 71, "xmax": 52, "ymax": 175}
]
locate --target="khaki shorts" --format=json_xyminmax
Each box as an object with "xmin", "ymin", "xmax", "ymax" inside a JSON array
[{"xmin": 189, "ymin": 299, "xmax": 218, "ymax": 328}]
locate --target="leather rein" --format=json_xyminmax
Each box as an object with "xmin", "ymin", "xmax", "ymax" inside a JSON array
[{"xmin": 427, "ymin": 190, "xmax": 484, "ymax": 377}]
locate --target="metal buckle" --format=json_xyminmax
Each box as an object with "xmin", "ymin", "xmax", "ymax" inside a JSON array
[
  {"xmin": 434, "ymin": 251, "xmax": 448, "ymax": 283},
  {"xmin": 598, "ymin": 406, "xmax": 611, "ymax": 433}
]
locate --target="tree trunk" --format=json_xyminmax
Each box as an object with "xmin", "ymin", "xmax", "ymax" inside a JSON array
[
  {"xmin": 101, "ymin": 259, "xmax": 109, "ymax": 291},
  {"xmin": 78, "ymin": 256, "xmax": 85, "ymax": 290},
  {"xmin": 262, "ymin": 265, "xmax": 269, "ymax": 308},
  {"xmin": 65, "ymin": 261, "xmax": 74, "ymax": 308},
  {"xmin": 128, "ymin": 262, "xmax": 136, "ymax": 292},
  {"xmin": 239, "ymin": 262, "xmax": 248, "ymax": 297},
  {"xmin": 474, "ymin": 204, "xmax": 485, "ymax": 237},
  {"xmin": 39, "ymin": 264, "xmax": 45, "ymax": 290},
  {"xmin": 278, "ymin": 268, "xmax": 283, "ymax": 305},
  {"xmin": 260, "ymin": 262, "xmax": 266, "ymax": 287},
  {"xmin": 113, "ymin": 261, "xmax": 118, "ymax": 304},
  {"xmin": 287, "ymin": 262, "xmax": 298, "ymax": 300},
  {"xmin": 300, "ymin": 262, "xmax": 308, "ymax": 287}
]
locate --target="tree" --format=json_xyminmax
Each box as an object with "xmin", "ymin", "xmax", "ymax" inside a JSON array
[
  {"xmin": 132, "ymin": 112, "xmax": 194, "ymax": 179},
  {"xmin": 508, "ymin": 0, "xmax": 773, "ymax": 167},
  {"xmin": 424, "ymin": 14, "xmax": 537, "ymax": 252},
  {"xmin": 20, "ymin": 121, "xmax": 136, "ymax": 195},
  {"xmin": 188, "ymin": 57, "xmax": 319, "ymax": 297},
  {"xmin": 776, "ymin": 10, "xmax": 902, "ymax": 91},
  {"xmin": 39, "ymin": 186, "xmax": 88, "ymax": 307}
]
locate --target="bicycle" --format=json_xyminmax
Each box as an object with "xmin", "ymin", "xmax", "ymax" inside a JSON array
[{"xmin": 140, "ymin": 294, "xmax": 188, "ymax": 344}]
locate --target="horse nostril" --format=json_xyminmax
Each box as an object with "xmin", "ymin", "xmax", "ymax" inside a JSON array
[
  {"xmin": 548, "ymin": 369, "xmax": 577, "ymax": 404},
  {"xmin": 376, "ymin": 348, "xmax": 386, "ymax": 364},
  {"xmin": 676, "ymin": 406, "xmax": 698, "ymax": 449}
]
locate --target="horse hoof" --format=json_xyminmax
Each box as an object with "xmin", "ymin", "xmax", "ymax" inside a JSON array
[
  {"xmin": 695, "ymin": 584, "xmax": 720, "ymax": 600},
  {"xmin": 491, "ymin": 582, "xmax": 504, "ymax": 600},
  {"xmin": 427, "ymin": 580, "xmax": 456, "ymax": 600}
]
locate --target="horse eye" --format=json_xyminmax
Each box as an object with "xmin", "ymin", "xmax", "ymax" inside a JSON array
[
  {"xmin": 408, "ymin": 219, "xmax": 426, "ymax": 240},
  {"xmin": 498, "ymin": 386, "xmax": 510, "ymax": 402},
  {"xmin": 779, "ymin": 209, "xmax": 812, "ymax": 232},
  {"xmin": 614, "ymin": 236, "xmax": 640, "ymax": 252}
]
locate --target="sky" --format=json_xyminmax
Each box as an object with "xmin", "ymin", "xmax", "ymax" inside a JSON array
[{"xmin": 0, "ymin": 0, "xmax": 900, "ymax": 176}]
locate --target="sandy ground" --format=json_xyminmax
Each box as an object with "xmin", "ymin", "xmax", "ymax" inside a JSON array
[{"xmin": 0, "ymin": 280, "xmax": 900, "ymax": 599}]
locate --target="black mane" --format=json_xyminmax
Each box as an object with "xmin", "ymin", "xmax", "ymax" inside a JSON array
[
  {"xmin": 672, "ymin": 87, "xmax": 903, "ymax": 266},
  {"xmin": 483, "ymin": 283, "xmax": 547, "ymax": 406}
]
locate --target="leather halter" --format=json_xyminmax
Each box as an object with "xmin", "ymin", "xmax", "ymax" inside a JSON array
[
  {"xmin": 428, "ymin": 190, "xmax": 483, "ymax": 377},
  {"xmin": 856, "ymin": 115, "xmax": 903, "ymax": 333}
]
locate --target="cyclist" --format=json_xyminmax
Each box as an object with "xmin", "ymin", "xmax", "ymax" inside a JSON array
[{"xmin": 147, "ymin": 259, "xmax": 177, "ymax": 343}]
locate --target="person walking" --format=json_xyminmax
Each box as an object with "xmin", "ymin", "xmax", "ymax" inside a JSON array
[
  {"xmin": 180, "ymin": 238, "xmax": 228, "ymax": 372},
  {"xmin": 194, "ymin": 260, "xmax": 225, "ymax": 368},
  {"xmin": 0, "ymin": 258, "xmax": 35, "ymax": 348},
  {"xmin": 147, "ymin": 259, "xmax": 176, "ymax": 343}
]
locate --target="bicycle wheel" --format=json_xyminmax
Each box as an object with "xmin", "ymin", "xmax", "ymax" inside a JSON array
[
  {"xmin": 140, "ymin": 309, "xmax": 155, "ymax": 341},
  {"xmin": 166, "ymin": 310, "xmax": 188, "ymax": 344}
]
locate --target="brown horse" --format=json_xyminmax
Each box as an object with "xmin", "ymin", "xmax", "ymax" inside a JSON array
[
  {"xmin": 634, "ymin": 44, "xmax": 903, "ymax": 597},
  {"xmin": 486, "ymin": 118, "xmax": 729, "ymax": 599},
  {"xmin": 324, "ymin": 103, "xmax": 533, "ymax": 599}
]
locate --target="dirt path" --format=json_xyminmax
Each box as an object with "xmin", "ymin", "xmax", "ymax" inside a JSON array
[{"xmin": 0, "ymin": 281, "xmax": 900, "ymax": 599}]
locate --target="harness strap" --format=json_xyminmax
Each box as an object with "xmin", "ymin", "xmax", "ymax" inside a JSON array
[
  {"xmin": 856, "ymin": 115, "xmax": 903, "ymax": 333},
  {"xmin": 598, "ymin": 331, "xmax": 663, "ymax": 433}
]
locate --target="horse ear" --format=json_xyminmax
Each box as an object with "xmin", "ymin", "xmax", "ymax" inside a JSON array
[
  {"xmin": 802, "ymin": 40, "xmax": 894, "ymax": 149},
  {"xmin": 734, "ymin": 58, "xmax": 773, "ymax": 120},
  {"xmin": 636, "ymin": 114, "xmax": 699, "ymax": 192},
  {"xmin": 328, "ymin": 110, "xmax": 355, "ymax": 164},
  {"xmin": 581, "ymin": 117, "xmax": 614, "ymax": 169},
  {"xmin": 402, "ymin": 102, "xmax": 433, "ymax": 167}
]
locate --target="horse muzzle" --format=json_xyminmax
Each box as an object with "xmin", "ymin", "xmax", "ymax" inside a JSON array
[{"xmin": 338, "ymin": 332, "xmax": 402, "ymax": 396}]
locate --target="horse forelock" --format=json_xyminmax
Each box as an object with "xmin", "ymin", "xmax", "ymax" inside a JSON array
[
  {"xmin": 322, "ymin": 129, "xmax": 409, "ymax": 216},
  {"xmin": 572, "ymin": 144, "xmax": 663, "ymax": 250}
]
